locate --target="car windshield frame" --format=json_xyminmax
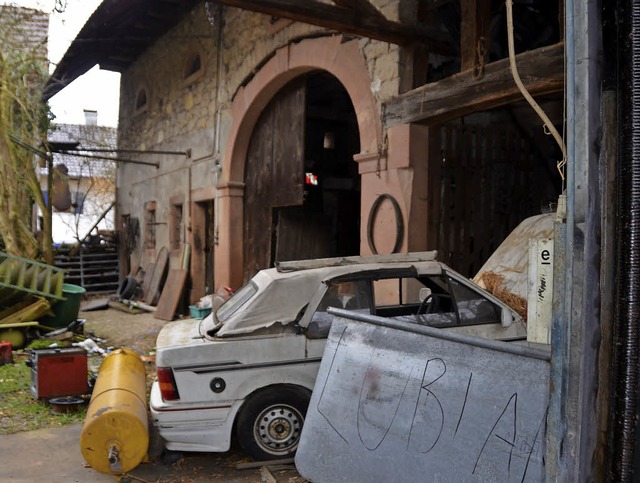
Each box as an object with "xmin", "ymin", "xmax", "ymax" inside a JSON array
[{"xmin": 215, "ymin": 281, "xmax": 258, "ymax": 323}]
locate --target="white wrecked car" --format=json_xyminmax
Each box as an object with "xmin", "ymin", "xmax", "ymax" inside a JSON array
[{"xmin": 150, "ymin": 252, "xmax": 526, "ymax": 460}]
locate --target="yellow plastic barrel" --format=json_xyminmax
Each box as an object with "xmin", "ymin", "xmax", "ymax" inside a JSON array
[{"xmin": 80, "ymin": 349, "xmax": 149, "ymax": 474}]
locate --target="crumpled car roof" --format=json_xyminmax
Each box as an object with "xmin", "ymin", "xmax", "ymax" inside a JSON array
[{"xmin": 215, "ymin": 260, "xmax": 443, "ymax": 337}]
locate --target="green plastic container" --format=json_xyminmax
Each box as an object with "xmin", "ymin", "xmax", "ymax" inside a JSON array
[
  {"xmin": 189, "ymin": 305, "xmax": 212, "ymax": 319},
  {"xmin": 39, "ymin": 283, "xmax": 86, "ymax": 328}
]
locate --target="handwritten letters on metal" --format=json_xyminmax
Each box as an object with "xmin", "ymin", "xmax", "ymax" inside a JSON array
[{"xmin": 296, "ymin": 315, "xmax": 550, "ymax": 482}]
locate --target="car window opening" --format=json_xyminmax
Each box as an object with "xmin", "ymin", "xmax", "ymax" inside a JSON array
[{"xmin": 215, "ymin": 281, "xmax": 258, "ymax": 323}]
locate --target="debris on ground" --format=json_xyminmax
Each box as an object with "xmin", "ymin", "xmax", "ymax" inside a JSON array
[
  {"xmin": 0, "ymin": 252, "xmax": 69, "ymax": 349},
  {"xmin": 73, "ymin": 338, "xmax": 105, "ymax": 354}
]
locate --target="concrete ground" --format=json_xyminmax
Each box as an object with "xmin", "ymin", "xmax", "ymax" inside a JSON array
[{"xmin": 0, "ymin": 423, "xmax": 300, "ymax": 482}]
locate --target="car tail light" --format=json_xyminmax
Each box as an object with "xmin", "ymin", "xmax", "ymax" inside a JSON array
[{"xmin": 157, "ymin": 367, "xmax": 180, "ymax": 401}]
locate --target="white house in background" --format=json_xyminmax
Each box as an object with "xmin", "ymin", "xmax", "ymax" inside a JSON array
[{"xmin": 41, "ymin": 110, "xmax": 117, "ymax": 245}]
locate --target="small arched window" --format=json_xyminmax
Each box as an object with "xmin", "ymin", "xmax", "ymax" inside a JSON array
[
  {"xmin": 135, "ymin": 88, "xmax": 148, "ymax": 113},
  {"xmin": 182, "ymin": 48, "xmax": 205, "ymax": 86},
  {"xmin": 185, "ymin": 53, "xmax": 202, "ymax": 78}
]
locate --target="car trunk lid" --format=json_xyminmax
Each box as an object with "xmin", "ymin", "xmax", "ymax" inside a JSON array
[{"xmin": 156, "ymin": 319, "xmax": 209, "ymax": 349}]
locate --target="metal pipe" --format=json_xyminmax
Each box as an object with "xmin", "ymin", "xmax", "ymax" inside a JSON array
[
  {"xmin": 610, "ymin": 1, "xmax": 640, "ymax": 479},
  {"xmin": 54, "ymin": 147, "xmax": 191, "ymax": 157},
  {"xmin": 8, "ymin": 134, "xmax": 51, "ymax": 160},
  {"xmin": 56, "ymin": 150, "xmax": 159, "ymax": 168},
  {"xmin": 213, "ymin": 3, "xmax": 225, "ymax": 246},
  {"xmin": 107, "ymin": 445, "xmax": 121, "ymax": 473}
]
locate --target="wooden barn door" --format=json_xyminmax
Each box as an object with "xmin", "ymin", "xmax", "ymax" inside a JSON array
[
  {"xmin": 243, "ymin": 79, "xmax": 306, "ymax": 280},
  {"xmin": 426, "ymin": 123, "xmax": 558, "ymax": 277},
  {"xmin": 273, "ymin": 206, "xmax": 332, "ymax": 263}
]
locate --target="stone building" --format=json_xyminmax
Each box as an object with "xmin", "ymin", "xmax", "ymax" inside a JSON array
[
  {"xmin": 48, "ymin": 0, "xmax": 563, "ymax": 303},
  {"xmin": 47, "ymin": 1, "xmax": 640, "ymax": 479}
]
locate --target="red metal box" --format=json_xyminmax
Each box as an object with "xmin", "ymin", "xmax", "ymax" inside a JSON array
[
  {"xmin": 28, "ymin": 347, "xmax": 88, "ymax": 399},
  {"xmin": 0, "ymin": 341, "xmax": 12, "ymax": 365}
]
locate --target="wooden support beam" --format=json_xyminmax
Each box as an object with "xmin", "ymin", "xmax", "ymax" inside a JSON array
[
  {"xmin": 331, "ymin": 0, "xmax": 385, "ymax": 20},
  {"xmin": 558, "ymin": 0, "xmax": 565, "ymax": 40},
  {"xmin": 460, "ymin": 0, "xmax": 492, "ymax": 72},
  {"xmin": 383, "ymin": 42, "xmax": 564, "ymax": 127},
  {"xmin": 212, "ymin": 0, "xmax": 451, "ymax": 51},
  {"xmin": 399, "ymin": 43, "xmax": 428, "ymax": 93}
]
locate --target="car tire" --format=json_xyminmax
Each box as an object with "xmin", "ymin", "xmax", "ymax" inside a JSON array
[
  {"xmin": 117, "ymin": 275, "xmax": 137, "ymax": 300},
  {"xmin": 236, "ymin": 385, "xmax": 311, "ymax": 461}
]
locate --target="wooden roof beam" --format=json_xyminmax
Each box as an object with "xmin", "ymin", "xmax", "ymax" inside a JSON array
[
  {"xmin": 331, "ymin": 0, "xmax": 385, "ymax": 20},
  {"xmin": 383, "ymin": 42, "xmax": 565, "ymax": 127},
  {"xmin": 211, "ymin": 0, "xmax": 451, "ymax": 51}
]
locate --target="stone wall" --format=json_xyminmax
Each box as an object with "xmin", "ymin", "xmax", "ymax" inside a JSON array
[{"xmin": 117, "ymin": 1, "xmax": 406, "ymax": 271}]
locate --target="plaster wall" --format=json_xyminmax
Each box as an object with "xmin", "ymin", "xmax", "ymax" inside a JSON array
[{"xmin": 116, "ymin": 0, "xmax": 429, "ymax": 291}]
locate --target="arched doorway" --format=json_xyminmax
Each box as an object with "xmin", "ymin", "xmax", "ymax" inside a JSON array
[
  {"xmin": 243, "ymin": 72, "xmax": 361, "ymax": 280},
  {"xmin": 215, "ymin": 36, "xmax": 382, "ymax": 290}
]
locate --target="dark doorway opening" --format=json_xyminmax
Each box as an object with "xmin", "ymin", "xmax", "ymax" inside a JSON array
[
  {"xmin": 243, "ymin": 72, "xmax": 361, "ymax": 280},
  {"xmin": 191, "ymin": 199, "xmax": 214, "ymax": 303}
]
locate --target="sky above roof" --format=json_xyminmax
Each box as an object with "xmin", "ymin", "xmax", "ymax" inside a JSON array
[{"xmin": 2, "ymin": 0, "xmax": 120, "ymax": 127}]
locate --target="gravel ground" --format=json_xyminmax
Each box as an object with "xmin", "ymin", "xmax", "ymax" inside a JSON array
[
  {"xmin": 75, "ymin": 299, "xmax": 306, "ymax": 482},
  {"xmin": 80, "ymin": 299, "xmax": 168, "ymax": 389},
  {"xmin": 81, "ymin": 299, "xmax": 168, "ymax": 356}
]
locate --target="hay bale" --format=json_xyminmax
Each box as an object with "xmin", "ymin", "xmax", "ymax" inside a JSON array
[{"xmin": 475, "ymin": 271, "xmax": 527, "ymax": 321}]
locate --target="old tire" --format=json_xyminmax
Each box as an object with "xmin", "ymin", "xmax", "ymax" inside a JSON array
[
  {"xmin": 117, "ymin": 275, "xmax": 137, "ymax": 300},
  {"xmin": 236, "ymin": 386, "xmax": 311, "ymax": 460}
]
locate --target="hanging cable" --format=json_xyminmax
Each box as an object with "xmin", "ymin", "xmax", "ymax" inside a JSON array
[{"xmin": 505, "ymin": 0, "xmax": 567, "ymax": 182}]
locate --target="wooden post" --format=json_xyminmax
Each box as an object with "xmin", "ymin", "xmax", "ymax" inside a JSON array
[{"xmin": 460, "ymin": 0, "xmax": 492, "ymax": 72}]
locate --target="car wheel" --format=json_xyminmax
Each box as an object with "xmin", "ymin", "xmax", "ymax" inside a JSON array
[{"xmin": 236, "ymin": 386, "xmax": 311, "ymax": 461}]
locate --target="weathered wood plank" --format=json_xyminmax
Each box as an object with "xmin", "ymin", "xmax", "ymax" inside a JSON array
[
  {"xmin": 243, "ymin": 78, "xmax": 306, "ymax": 280},
  {"xmin": 153, "ymin": 269, "xmax": 188, "ymax": 321},
  {"xmin": 145, "ymin": 247, "xmax": 169, "ymax": 306},
  {"xmin": 213, "ymin": 0, "xmax": 451, "ymax": 51},
  {"xmin": 383, "ymin": 42, "xmax": 565, "ymax": 127},
  {"xmin": 274, "ymin": 208, "xmax": 331, "ymax": 263}
]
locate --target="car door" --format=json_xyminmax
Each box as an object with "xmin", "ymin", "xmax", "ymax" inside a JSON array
[{"xmin": 367, "ymin": 269, "xmax": 525, "ymax": 340}]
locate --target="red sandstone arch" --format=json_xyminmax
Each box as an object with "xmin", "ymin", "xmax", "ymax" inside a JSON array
[
  {"xmin": 216, "ymin": 35, "xmax": 381, "ymax": 289},
  {"xmin": 224, "ymin": 35, "xmax": 382, "ymax": 184}
]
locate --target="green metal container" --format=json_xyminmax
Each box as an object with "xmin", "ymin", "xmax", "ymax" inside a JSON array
[{"xmin": 39, "ymin": 283, "xmax": 86, "ymax": 328}]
